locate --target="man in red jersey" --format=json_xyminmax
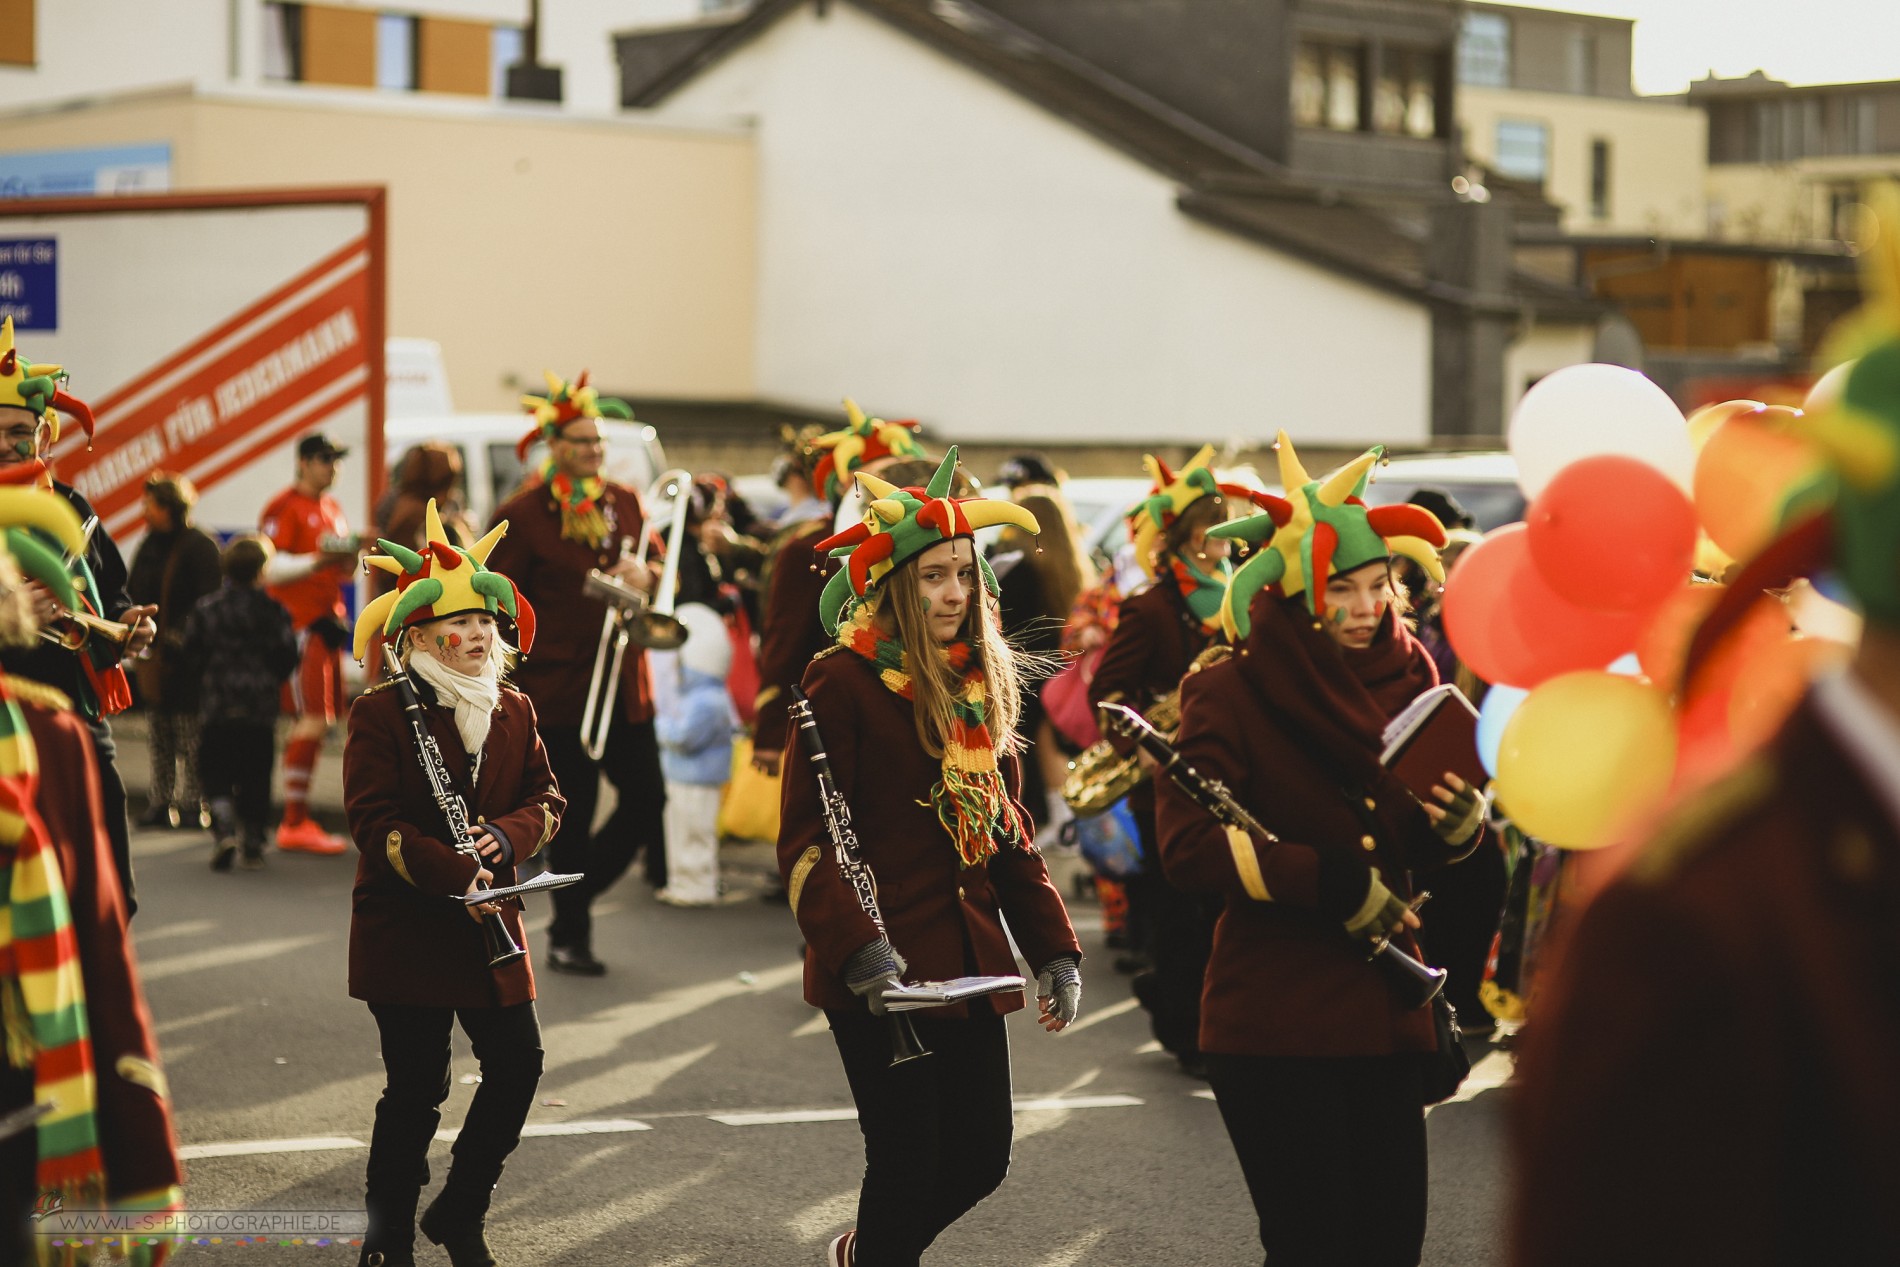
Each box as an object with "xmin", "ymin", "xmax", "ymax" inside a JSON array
[{"xmin": 260, "ymin": 433, "xmax": 360, "ymax": 854}]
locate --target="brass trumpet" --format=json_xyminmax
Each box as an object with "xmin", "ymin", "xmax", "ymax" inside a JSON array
[
  {"xmin": 579, "ymin": 469, "xmax": 694, "ymax": 761},
  {"xmin": 38, "ymin": 604, "xmax": 136, "ymax": 650}
]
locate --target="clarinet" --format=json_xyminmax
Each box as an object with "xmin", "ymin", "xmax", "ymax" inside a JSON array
[
  {"xmin": 1097, "ymin": 701, "xmax": 1446, "ymax": 1009},
  {"xmin": 380, "ymin": 645, "xmax": 527, "ymax": 970},
  {"xmin": 787, "ymin": 686, "xmax": 929, "ymax": 1065}
]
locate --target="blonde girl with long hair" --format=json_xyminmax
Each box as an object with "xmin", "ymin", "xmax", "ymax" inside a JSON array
[{"xmin": 778, "ymin": 450, "xmax": 1083, "ymax": 1267}]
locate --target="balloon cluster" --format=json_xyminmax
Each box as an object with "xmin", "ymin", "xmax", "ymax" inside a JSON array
[{"xmin": 1442, "ymin": 364, "xmax": 1853, "ymax": 850}]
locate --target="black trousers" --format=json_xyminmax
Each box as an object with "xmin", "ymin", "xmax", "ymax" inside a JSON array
[
  {"xmin": 1414, "ymin": 841, "xmax": 1509, "ymax": 1025},
  {"xmin": 87, "ymin": 716, "xmax": 135, "ymax": 919},
  {"xmin": 363, "ymin": 1001, "xmax": 544, "ymax": 1248},
  {"xmin": 1128, "ymin": 788, "xmax": 1214, "ymax": 1059},
  {"xmin": 828, "ymin": 1008, "xmax": 1014, "ymax": 1267},
  {"xmin": 540, "ymin": 718, "xmax": 666, "ymax": 953},
  {"xmin": 198, "ymin": 720, "xmax": 276, "ymax": 836},
  {"xmin": 1204, "ymin": 1053, "xmax": 1428, "ymax": 1267}
]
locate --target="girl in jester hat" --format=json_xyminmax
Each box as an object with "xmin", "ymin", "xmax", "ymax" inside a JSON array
[
  {"xmin": 341, "ymin": 501, "xmax": 565, "ymax": 1267},
  {"xmin": 779, "ymin": 448, "xmax": 1083, "ymax": 1267},
  {"xmin": 1153, "ymin": 431, "xmax": 1486, "ymax": 1267},
  {"xmin": 1087, "ymin": 443, "xmax": 1253, "ymax": 1074}
]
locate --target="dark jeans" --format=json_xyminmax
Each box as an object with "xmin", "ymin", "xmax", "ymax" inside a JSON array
[
  {"xmin": 1415, "ymin": 840, "xmax": 1509, "ymax": 1025},
  {"xmin": 1204, "ymin": 1052, "xmax": 1428, "ymax": 1267},
  {"xmin": 88, "ymin": 717, "xmax": 135, "ymax": 919},
  {"xmin": 0, "ymin": 1061, "xmax": 35, "ymax": 1267},
  {"xmin": 363, "ymin": 1001, "xmax": 544, "ymax": 1250},
  {"xmin": 540, "ymin": 719, "xmax": 666, "ymax": 954},
  {"xmin": 827, "ymin": 1007, "xmax": 1014, "ymax": 1267},
  {"xmin": 199, "ymin": 720, "xmax": 276, "ymax": 838}
]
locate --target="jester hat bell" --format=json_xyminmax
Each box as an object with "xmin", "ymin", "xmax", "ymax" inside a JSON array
[
  {"xmin": 353, "ymin": 500, "xmax": 537, "ymax": 662},
  {"xmin": 815, "ymin": 446, "xmax": 1039, "ymax": 636},
  {"xmin": 1208, "ymin": 431, "xmax": 1447, "ymax": 640},
  {"xmin": 516, "ymin": 369, "xmax": 634, "ymax": 461},
  {"xmin": 0, "ymin": 317, "xmax": 96, "ymax": 449},
  {"xmin": 807, "ymin": 398, "xmax": 928, "ymax": 503},
  {"xmin": 1127, "ymin": 444, "xmax": 1256, "ymax": 578}
]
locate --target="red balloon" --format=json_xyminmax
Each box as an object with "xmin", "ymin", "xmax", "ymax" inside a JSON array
[
  {"xmin": 1526, "ymin": 454, "xmax": 1697, "ymax": 613},
  {"xmin": 1443, "ymin": 524, "xmax": 1645, "ymax": 688}
]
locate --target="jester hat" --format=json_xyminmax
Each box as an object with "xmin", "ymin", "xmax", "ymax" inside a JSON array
[
  {"xmin": 815, "ymin": 446, "xmax": 1039, "ymax": 636},
  {"xmin": 515, "ymin": 369, "xmax": 634, "ymax": 461},
  {"xmin": 0, "ymin": 317, "xmax": 96, "ymax": 449},
  {"xmin": 0, "ymin": 483, "xmax": 86, "ymax": 614},
  {"xmin": 353, "ymin": 499, "xmax": 538, "ymax": 662},
  {"xmin": 807, "ymin": 398, "xmax": 928, "ymax": 503},
  {"xmin": 1208, "ymin": 431, "xmax": 1447, "ymax": 640},
  {"xmin": 1127, "ymin": 444, "xmax": 1256, "ymax": 579}
]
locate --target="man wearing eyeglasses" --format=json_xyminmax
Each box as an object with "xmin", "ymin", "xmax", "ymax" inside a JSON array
[
  {"xmin": 0, "ymin": 329, "xmax": 158, "ymax": 914},
  {"xmin": 486, "ymin": 371, "xmax": 664, "ymax": 976}
]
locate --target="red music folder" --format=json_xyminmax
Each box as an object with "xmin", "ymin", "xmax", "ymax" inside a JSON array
[{"xmin": 1380, "ymin": 684, "xmax": 1487, "ymax": 802}]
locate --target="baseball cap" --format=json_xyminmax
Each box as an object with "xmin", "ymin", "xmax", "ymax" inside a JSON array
[{"xmin": 297, "ymin": 433, "xmax": 350, "ymax": 462}]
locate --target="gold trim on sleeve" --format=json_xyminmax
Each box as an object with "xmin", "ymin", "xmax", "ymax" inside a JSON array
[
  {"xmin": 788, "ymin": 845, "xmax": 822, "ymax": 914},
  {"xmin": 386, "ymin": 830, "xmax": 417, "ymax": 886},
  {"xmin": 1224, "ymin": 824, "xmax": 1271, "ymax": 902}
]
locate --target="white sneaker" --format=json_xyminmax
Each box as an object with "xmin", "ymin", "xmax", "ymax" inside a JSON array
[{"xmin": 825, "ymin": 1230, "xmax": 856, "ymax": 1265}]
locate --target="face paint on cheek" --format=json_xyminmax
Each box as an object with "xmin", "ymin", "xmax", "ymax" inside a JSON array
[
  {"xmin": 921, "ymin": 598, "xmax": 931, "ymax": 612},
  {"xmin": 13, "ymin": 441, "xmax": 30, "ymax": 457},
  {"xmin": 435, "ymin": 635, "xmax": 449, "ymax": 651},
  {"xmin": 447, "ymin": 633, "xmax": 463, "ymax": 648}
]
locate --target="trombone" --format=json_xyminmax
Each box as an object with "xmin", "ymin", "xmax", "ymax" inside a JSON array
[{"xmin": 579, "ymin": 468, "xmax": 694, "ymax": 761}]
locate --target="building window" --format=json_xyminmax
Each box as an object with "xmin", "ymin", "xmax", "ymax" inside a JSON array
[
  {"xmin": 376, "ymin": 13, "xmax": 417, "ymax": 90},
  {"xmin": 1375, "ymin": 47, "xmax": 1441, "ymax": 138},
  {"xmin": 263, "ymin": 2, "xmax": 303, "ymax": 81},
  {"xmin": 1457, "ymin": 12, "xmax": 1509, "ymax": 88},
  {"xmin": 1590, "ymin": 138, "xmax": 1611, "ymax": 219},
  {"xmin": 1829, "ymin": 185, "xmax": 1862, "ymax": 240},
  {"xmin": 1495, "ymin": 119, "xmax": 1548, "ymax": 182},
  {"xmin": 0, "ymin": 0, "xmax": 35, "ymax": 67},
  {"xmin": 1566, "ymin": 27, "xmax": 1596, "ymax": 94},
  {"xmin": 1294, "ymin": 40, "xmax": 1363, "ymax": 132},
  {"xmin": 491, "ymin": 24, "xmax": 524, "ymax": 98}
]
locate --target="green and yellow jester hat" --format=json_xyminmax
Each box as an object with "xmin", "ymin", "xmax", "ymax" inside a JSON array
[
  {"xmin": 814, "ymin": 446, "xmax": 1039, "ymax": 636},
  {"xmin": 353, "ymin": 499, "xmax": 537, "ymax": 662},
  {"xmin": 0, "ymin": 316, "xmax": 96, "ymax": 453},
  {"xmin": 515, "ymin": 369, "xmax": 634, "ymax": 462},
  {"xmin": 1126, "ymin": 444, "xmax": 1256, "ymax": 579},
  {"xmin": 1208, "ymin": 430, "xmax": 1448, "ymax": 640},
  {"xmin": 0, "ymin": 480, "xmax": 85, "ymax": 616},
  {"xmin": 807, "ymin": 398, "xmax": 928, "ymax": 503}
]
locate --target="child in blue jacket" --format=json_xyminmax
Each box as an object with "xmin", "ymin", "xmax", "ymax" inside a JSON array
[{"xmin": 655, "ymin": 602, "xmax": 739, "ymax": 905}]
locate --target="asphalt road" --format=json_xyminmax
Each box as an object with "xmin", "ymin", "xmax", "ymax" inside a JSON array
[{"xmin": 114, "ymin": 730, "xmax": 1513, "ymax": 1266}]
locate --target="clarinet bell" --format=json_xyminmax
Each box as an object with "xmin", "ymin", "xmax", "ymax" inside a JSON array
[
  {"xmin": 480, "ymin": 911, "xmax": 527, "ymax": 969},
  {"xmin": 1371, "ymin": 938, "xmax": 1447, "ymax": 1010},
  {"xmin": 887, "ymin": 1013, "xmax": 931, "ymax": 1066}
]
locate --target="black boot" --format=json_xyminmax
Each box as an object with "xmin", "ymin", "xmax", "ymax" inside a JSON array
[{"xmin": 419, "ymin": 1178, "xmax": 497, "ymax": 1267}]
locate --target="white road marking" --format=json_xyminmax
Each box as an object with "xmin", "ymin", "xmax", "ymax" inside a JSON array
[
  {"xmin": 1192, "ymin": 1089, "xmax": 1216, "ymax": 1101},
  {"xmin": 153, "ymin": 1004, "xmax": 244, "ymax": 1036},
  {"xmin": 1426, "ymin": 1049, "xmax": 1514, "ymax": 1115},
  {"xmin": 133, "ymin": 918, "xmax": 219, "ymax": 944},
  {"xmin": 180, "ymin": 1135, "xmax": 364, "ymax": 1160},
  {"xmin": 139, "ymin": 934, "xmax": 332, "ymax": 982},
  {"xmin": 1058, "ymin": 995, "xmax": 1140, "ymax": 1035},
  {"xmin": 1134, "ymin": 1040, "xmax": 1164, "ymax": 1054},
  {"xmin": 1014, "ymin": 1094, "xmax": 1142, "ymax": 1112},
  {"xmin": 437, "ymin": 1118, "xmax": 652, "ymax": 1142},
  {"xmin": 713, "ymin": 1094, "xmax": 1142, "ymax": 1127},
  {"xmin": 1037, "ymin": 1228, "xmax": 1111, "ymax": 1266},
  {"xmin": 790, "ymin": 1014, "xmax": 830, "ymax": 1038}
]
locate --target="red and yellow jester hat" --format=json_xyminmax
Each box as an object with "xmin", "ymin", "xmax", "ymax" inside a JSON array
[
  {"xmin": 353, "ymin": 500, "xmax": 537, "ymax": 662},
  {"xmin": 807, "ymin": 398, "xmax": 928, "ymax": 503},
  {"xmin": 1209, "ymin": 431, "xmax": 1447, "ymax": 639},
  {"xmin": 515, "ymin": 369, "xmax": 635, "ymax": 461},
  {"xmin": 814, "ymin": 446, "xmax": 1038, "ymax": 635},
  {"xmin": 1126, "ymin": 444, "xmax": 1256, "ymax": 579},
  {"xmin": 0, "ymin": 317, "xmax": 96, "ymax": 450}
]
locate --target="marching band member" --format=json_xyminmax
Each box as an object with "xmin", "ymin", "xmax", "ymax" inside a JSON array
[
  {"xmin": 486, "ymin": 372, "xmax": 661, "ymax": 975},
  {"xmin": 260, "ymin": 432, "xmax": 362, "ymax": 856},
  {"xmin": 1087, "ymin": 445, "xmax": 1249, "ymax": 1073},
  {"xmin": 0, "ymin": 318, "xmax": 156, "ymax": 915},
  {"xmin": 343, "ymin": 502, "xmax": 563, "ymax": 1267},
  {"xmin": 1156, "ymin": 433, "xmax": 1481, "ymax": 1267},
  {"xmin": 0, "ymin": 487, "xmax": 183, "ymax": 1267},
  {"xmin": 779, "ymin": 450, "xmax": 1083, "ymax": 1267}
]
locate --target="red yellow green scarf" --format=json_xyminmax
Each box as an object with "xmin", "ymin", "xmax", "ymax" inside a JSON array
[
  {"xmin": 839, "ymin": 607, "xmax": 1029, "ymax": 867},
  {"xmin": 0, "ymin": 683, "xmax": 105, "ymax": 1206},
  {"xmin": 541, "ymin": 459, "xmax": 608, "ymax": 549}
]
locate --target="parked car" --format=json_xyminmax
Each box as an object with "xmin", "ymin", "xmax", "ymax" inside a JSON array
[{"xmin": 1364, "ymin": 451, "xmax": 1523, "ymax": 531}]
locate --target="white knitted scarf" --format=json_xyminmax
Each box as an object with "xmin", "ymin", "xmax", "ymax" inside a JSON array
[{"xmin": 407, "ymin": 647, "xmax": 499, "ymax": 769}]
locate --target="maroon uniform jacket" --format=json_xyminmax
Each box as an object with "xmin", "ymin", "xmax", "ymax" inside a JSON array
[
  {"xmin": 3, "ymin": 683, "xmax": 182, "ymax": 1198},
  {"xmin": 778, "ymin": 648, "xmax": 1081, "ymax": 1016},
  {"xmin": 752, "ymin": 516, "xmax": 835, "ymax": 755},
  {"xmin": 486, "ymin": 481, "xmax": 653, "ymax": 727},
  {"xmin": 1510, "ymin": 692, "xmax": 1900, "ymax": 1266},
  {"xmin": 1156, "ymin": 610, "xmax": 1470, "ymax": 1058},
  {"xmin": 343, "ymin": 679, "xmax": 565, "ymax": 1009}
]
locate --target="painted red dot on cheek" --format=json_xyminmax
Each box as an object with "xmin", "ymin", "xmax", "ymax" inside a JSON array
[{"xmin": 447, "ymin": 633, "xmax": 462, "ymax": 647}]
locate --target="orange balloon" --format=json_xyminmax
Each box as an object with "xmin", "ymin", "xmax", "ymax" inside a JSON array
[
  {"xmin": 1637, "ymin": 583, "xmax": 1788, "ymax": 696},
  {"xmin": 1728, "ymin": 636, "xmax": 1851, "ymax": 749},
  {"xmin": 1685, "ymin": 399, "xmax": 1762, "ymax": 453},
  {"xmin": 1693, "ymin": 405, "xmax": 1820, "ymax": 559}
]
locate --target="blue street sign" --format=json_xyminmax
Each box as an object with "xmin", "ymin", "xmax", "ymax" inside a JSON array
[{"xmin": 0, "ymin": 238, "xmax": 57, "ymax": 331}]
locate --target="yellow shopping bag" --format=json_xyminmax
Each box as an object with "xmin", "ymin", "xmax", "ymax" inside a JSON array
[{"xmin": 717, "ymin": 738, "xmax": 782, "ymax": 842}]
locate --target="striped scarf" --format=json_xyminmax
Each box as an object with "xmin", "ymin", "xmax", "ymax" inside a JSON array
[
  {"xmin": 540, "ymin": 460, "xmax": 608, "ymax": 549},
  {"xmin": 839, "ymin": 606, "xmax": 1029, "ymax": 867},
  {"xmin": 0, "ymin": 684, "xmax": 104, "ymax": 1206}
]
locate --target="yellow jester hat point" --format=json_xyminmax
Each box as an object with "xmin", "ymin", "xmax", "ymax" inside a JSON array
[
  {"xmin": 0, "ymin": 316, "xmax": 96, "ymax": 449},
  {"xmin": 1207, "ymin": 430, "xmax": 1447, "ymax": 641},
  {"xmin": 807, "ymin": 397, "xmax": 928, "ymax": 502},
  {"xmin": 0, "ymin": 483, "xmax": 87, "ymax": 612},
  {"xmin": 352, "ymin": 499, "xmax": 536, "ymax": 663},
  {"xmin": 1126, "ymin": 443, "xmax": 1257, "ymax": 578},
  {"xmin": 515, "ymin": 369, "xmax": 635, "ymax": 460}
]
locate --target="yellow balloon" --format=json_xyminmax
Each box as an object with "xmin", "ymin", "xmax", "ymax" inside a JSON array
[{"xmin": 1495, "ymin": 671, "xmax": 1677, "ymax": 850}]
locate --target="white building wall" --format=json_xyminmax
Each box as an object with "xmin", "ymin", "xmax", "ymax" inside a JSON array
[
  {"xmin": 656, "ymin": 4, "xmax": 1432, "ymax": 447},
  {"xmin": 0, "ymin": 0, "xmax": 228, "ymax": 107}
]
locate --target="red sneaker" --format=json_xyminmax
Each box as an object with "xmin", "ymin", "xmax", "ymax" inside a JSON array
[
  {"xmin": 825, "ymin": 1230, "xmax": 856, "ymax": 1266},
  {"xmin": 276, "ymin": 819, "xmax": 349, "ymax": 855}
]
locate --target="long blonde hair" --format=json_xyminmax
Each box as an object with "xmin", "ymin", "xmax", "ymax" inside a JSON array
[
  {"xmin": 998, "ymin": 490, "xmax": 1098, "ymax": 622},
  {"xmin": 875, "ymin": 551, "xmax": 1027, "ymax": 759}
]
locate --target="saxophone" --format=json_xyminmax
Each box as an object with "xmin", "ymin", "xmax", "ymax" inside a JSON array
[{"xmin": 1061, "ymin": 642, "xmax": 1231, "ymax": 817}]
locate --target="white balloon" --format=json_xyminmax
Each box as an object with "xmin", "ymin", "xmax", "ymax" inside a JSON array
[{"xmin": 1508, "ymin": 364, "xmax": 1694, "ymax": 498}]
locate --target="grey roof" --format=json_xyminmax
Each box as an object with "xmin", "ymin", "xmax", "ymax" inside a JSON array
[{"xmin": 617, "ymin": 0, "xmax": 1598, "ymax": 317}]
